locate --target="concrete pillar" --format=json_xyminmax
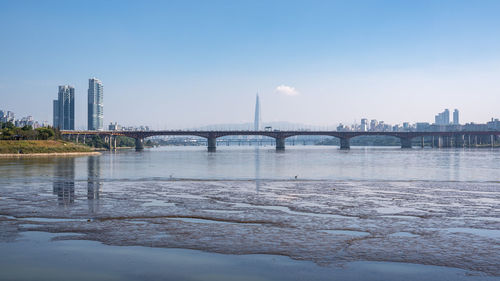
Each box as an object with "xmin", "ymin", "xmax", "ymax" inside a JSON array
[
  {"xmin": 431, "ymin": 136, "xmax": 434, "ymax": 148},
  {"xmin": 491, "ymin": 135, "xmax": 495, "ymax": 148},
  {"xmin": 275, "ymin": 137, "xmax": 285, "ymax": 151},
  {"xmin": 340, "ymin": 138, "xmax": 350, "ymax": 150},
  {"xmin": 83, "ymin": 135, "xmax": 86, "ymax": 144},
  {"xmin": 454, "ymin": 135, "xmax": 464, "ymax": 148},
  {"xmin": 207, "ymin": 137, "xmax": 217, "ymax": 152},
  {"xmin": 75, "ymin": 134, "xmax": 79, "ymax": 143},
  {"xmin": 113, "ymin": 136, "xmax": 117, "ymax": 150},
  {"xmin": 400, "ymin": 137, "xmax": 412, "ymax": 149},
  {"xmin": 135, "ymin": 138, "xmax": 144, "ymax": 151},
  {"xmin": 420, "ymin": 136, "xmax": 424, "ymax": 148}
]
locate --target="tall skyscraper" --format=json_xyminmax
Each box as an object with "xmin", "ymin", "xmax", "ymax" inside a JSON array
[
  {"xmin": 254, "ymin": 93, "xmax": 261, "ymax": 131},
  {"xmin": 52, "ymin": 85, "xmax": 75, "ymax": 130},
  {"xmin": 88, "ymin": 78, "xmax": 103, "ymax": 131},
  {"xmin": 453, "ymin": 109, "xmax": 459, "ymax": 125}
]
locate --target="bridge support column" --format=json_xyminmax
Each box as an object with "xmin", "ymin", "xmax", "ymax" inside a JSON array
[
  {"xmin": 420, "ymin": 136, "xmax": 425, "ymax": 148},
  {"xmin": 454, "ymin": 135, "xmax": 464, "ymax": 148},
  {"xmin": 207, "ymin": 137, "xmax": 217, "ymax": 152},
  {"xmin": 400, "ymin": 137, "xmax": 412, "ymax": 149},
  {"xmin": 340, "ymin": 138, "xmax": 350, "ymax": 150},
  {"xmin": 444, "ymin": 136, "xmax": 452, "ymax": 148},
  {"xmin": 275, "ymin": 137, "xmax": 285, "ymax": 151},
  {"xmin": 437, "ymin": 136, "xmax": 443, "ymax": 148},
  {"xmin": 135, "ymin": 138, "xmax": 144, "ymax": 151}
]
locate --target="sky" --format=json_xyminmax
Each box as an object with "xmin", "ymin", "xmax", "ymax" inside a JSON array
[{"xmin": 1, "ymin": 0, "xmax": 500, "ymax": 129}]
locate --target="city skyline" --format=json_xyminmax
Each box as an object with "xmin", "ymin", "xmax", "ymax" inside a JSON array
[{"xmin": 1, "ymin": 1, "xmax": 500, "ymax": 128}]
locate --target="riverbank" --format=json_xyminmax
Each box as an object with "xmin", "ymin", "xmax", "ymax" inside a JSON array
[{"xmin": 0, "ymin": 140, "xmax": 97, "ymax": 156}]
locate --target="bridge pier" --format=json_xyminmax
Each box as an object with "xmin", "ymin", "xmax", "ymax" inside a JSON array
[
  {"xmin": 454, "ymin": 135, "xmax": 464, "ymax": 148},
  {"xmin": 275, "ymin": 137, "xmax": 285, "ymax": 151},
  {"xmin": 135, "ymin": 138, "xmax": 144, "ymax": 151},
  {"xmin": 108, "ymin": 135, "xmax": 113, "ymax": 150},
  {"xmin": 400, "ymin": 137, "xmax": 412, "ymax": 149},
  {"xmin": 207, "ymin": 137, "xmax": 217, "ymax": 152},
  {"xmin": 444, "ymin": 136, "xmax": 452, "ymax": 148},
  {"xmin": 339, "ymin": 138, "xmax": 350, "ymax": 150}
]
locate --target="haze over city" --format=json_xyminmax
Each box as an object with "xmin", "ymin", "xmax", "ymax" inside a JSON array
[{"xmin": 1, "ymin": 0, "xmax": 500, "ymax": 129}]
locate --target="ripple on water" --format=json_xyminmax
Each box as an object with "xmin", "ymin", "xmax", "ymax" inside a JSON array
[
  {"xmin": 319, "ymin": 229, "xmax": 370, "ymax": 237},
  {"xmin": 388, "ymin": 232, "xmax": 420, "ymax": 238},
  {"xmin": 167, "ymin": 217, "xmax": 261, "ymax": 226},
  {"xmin": 142, "ymin": 199, "xmax": 176, "ymax": 207},
  {"xmin": 444, "ymin": 228, "xmax": 500, "ymax": 239}
]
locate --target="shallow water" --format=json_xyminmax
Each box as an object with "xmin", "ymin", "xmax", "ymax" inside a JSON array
[
  {"xmin": 0, "ymin": 231, "xmax": 496, "ymax": 281},
  {"xmin": 0, "ymin": 146, "xmax": 499, "ymax": 280}
]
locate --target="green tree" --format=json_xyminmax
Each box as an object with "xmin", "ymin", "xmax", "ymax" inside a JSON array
[
  {"xmin": 36, "ymin": 127, "xmax": 55, "ymax": 140},
  {"xmin": 21, "ymin": 125, "xmax": 33, "ymax": 131}
]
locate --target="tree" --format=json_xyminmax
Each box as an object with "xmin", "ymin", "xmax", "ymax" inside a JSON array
[
  {"xmin": 2, "ymin": 122, "xmax": 14, "ymax": 130},
  {"xmin": 21, "ymin": 125, "xmax": 33, "ymax": 131},
  {"xmin": 36, "ymin": 127, "xmax": 55, "ymax": 140}
]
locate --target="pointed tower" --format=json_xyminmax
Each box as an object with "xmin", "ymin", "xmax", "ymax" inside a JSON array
[{"xmin": 254, "ymin": 93, "xmax": 261, "ymax": 131}]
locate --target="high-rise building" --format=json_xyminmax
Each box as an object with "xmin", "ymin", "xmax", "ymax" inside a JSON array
[
  {"xmin": 434, "ymin": 109, "xmax": 450, "ymax": 125},
  {"xmin": 88, "ymin": 78, "xmax": 103, "ymax": 131},
  {"xmin": 53, "ymin": 100, "xmax": 59, "ymax": 128},
  {"xmin": 254, "ymin": 93, "xmax": 261, "ymax": 131},
  {"xmin": 453, "ymin": 109, "xmax": 459, "ymax": 125},
  {"xmin": 370, "ymin": 119, "xmax": 378, "ymax": 131},
  {"xmin": 53, "ymin": 85, "xmax": 75, "ymax": 130},
  {"xmin": 360, "ymin": 118, "xmax": 368, "ymax": 131}
]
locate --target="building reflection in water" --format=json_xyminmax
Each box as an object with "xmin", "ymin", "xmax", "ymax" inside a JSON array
[
  {"xmin": 255, "ymin": 147, "xmax": 261, "ymax": 193},
  {"xmin": 87, "ymin": 156, "xmax": 102, "ymax": 214},
  {"xmin": 52, "ymin": 158, "xmax": 75, "ymax": 206}
]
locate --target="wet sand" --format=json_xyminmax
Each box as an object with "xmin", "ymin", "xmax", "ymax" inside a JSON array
[{"xmin": 1, "ymin": 180, "xmax": 499, "ymax": 276}]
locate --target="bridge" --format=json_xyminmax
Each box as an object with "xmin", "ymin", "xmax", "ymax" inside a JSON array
[{"xmin": 61, "ymin": 130, "xmax": 500, "ymax": 151}]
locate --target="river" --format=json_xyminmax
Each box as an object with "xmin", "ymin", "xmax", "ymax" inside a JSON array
[{"xmin": 0, "ymin": 146, "xmax": 499, "ymax": 280}]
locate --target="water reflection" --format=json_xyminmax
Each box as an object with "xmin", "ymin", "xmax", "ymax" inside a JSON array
[
  {"xmin": 87, "ymin": 156, "xmax": 102, "ymax": 213},
  {"xmin": 52, "ymin": 158, "xmax": 75, "ymax": 206},
  {"xmin": 255, "ymin": 147, "xmax": 260, "ymax": 193}
]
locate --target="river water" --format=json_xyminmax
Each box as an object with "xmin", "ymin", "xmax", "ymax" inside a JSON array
[{"xmin": 0, "ymin": 146, "xmax": 499, "ymax": 280}]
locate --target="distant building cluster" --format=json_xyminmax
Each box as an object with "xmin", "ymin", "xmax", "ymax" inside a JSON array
[
  {"xmin": 337, "ymin": 108, "xmax": 500, "ymax": 132},
  {"xmin": 108, "ymin": 122, "xmax": 150, "ymax": 131},
  {"xmin": 0, "ymin": 109, "xmax": 46, "ymax": 128},
  {"xmin": 435, "ymin": 109, "xmax": 459, "ymax": 125}
]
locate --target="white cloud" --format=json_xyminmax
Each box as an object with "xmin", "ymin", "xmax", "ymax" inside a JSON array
[{"xmin": 275, "ymin": 84, "xmax": 299, "ymax": 96}]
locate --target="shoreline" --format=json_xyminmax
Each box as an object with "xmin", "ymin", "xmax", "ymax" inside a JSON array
[{"xmin": 0, "ymin": 151, "xmax": 101, "ymax": 157}]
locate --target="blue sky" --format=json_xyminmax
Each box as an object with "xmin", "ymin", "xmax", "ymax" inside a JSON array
[{"xmin": 1, "ymin": 0, "xmax": 500, "ymax": 129}]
